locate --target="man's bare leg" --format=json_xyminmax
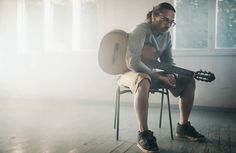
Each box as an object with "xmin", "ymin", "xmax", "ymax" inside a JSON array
[
  {"xmin": 134, "ymin": 79, "xmax": 160, "ymax": 152},
  {"xmin": 133, "ymin": 79, "xmax": 150, "ymax": 132},
  {"xmin": 176, "ymin": 79, "xmax": 205, "ymax": 142},
  {"xmin": 178, "ymin": 79, "xmax": 195, "ymax": 124}
]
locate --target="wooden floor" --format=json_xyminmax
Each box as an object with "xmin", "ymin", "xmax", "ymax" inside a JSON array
[{"xmin": 0, "ymin": 100, "xmax": 235, "ymax": 153}]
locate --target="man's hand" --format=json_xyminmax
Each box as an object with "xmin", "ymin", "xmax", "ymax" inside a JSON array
[{"xmin": 155, "ymin": 73, "xmax": 176, "ymax": 88}]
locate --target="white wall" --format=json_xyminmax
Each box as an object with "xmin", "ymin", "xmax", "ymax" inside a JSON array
[
  {"xmin": 0, "ymin": 0, "xmax": 235, "ymax": 108},
  {"xmin": 0, "ymin": 51, "xmax": 235, "ymax": 108}
]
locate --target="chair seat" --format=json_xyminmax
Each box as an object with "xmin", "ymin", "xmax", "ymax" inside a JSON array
[{"xmin": 119, "ymin": 85, "xmax": 167, "ymax": 94}]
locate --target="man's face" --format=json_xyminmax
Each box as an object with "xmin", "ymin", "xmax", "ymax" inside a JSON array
[{"xmin": 152, "ymin": 10, "xmax": 176, "ymax": 33}]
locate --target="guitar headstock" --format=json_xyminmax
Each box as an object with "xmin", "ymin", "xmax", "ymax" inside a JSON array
[{"xmin": 194, "ymin": 70, "xmax": 215, "ymax": 82}]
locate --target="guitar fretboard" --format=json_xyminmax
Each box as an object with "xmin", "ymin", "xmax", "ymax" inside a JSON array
[{"xmin": 142, "ymin": 59, "xmax": 195, "ymax": 78}]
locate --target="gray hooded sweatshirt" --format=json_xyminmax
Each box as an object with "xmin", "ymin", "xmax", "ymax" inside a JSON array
[{"xmin": 126, "ymin": 22, "xmax": 175, "ymax": 78}]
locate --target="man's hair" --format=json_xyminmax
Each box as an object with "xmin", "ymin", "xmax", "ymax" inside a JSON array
[{"xmin": 146, "ymin": 2, "xmax": 176, "ymax": 20}]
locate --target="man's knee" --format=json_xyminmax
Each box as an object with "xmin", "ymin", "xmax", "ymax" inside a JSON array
[
  {"xmin": 136, "ymin": 79, "xmax": 150, "ymax": 94},
  {"xmin": 189, "ymin": 78, "xmax": 196, "ymax": 91},
  {"xmin": 179, "ymin": 78, "xmax": 196, "ymax": 98}
]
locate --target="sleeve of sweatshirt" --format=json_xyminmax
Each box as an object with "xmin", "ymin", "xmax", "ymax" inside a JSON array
[{"xmin": 126, "ymin": 24, "xmax": 156, "ymax": 78}]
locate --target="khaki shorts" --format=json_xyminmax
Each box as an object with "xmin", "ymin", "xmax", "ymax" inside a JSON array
[{"xmin": 118, "ymin": 71, "xmax": 193, "ymax": 97}]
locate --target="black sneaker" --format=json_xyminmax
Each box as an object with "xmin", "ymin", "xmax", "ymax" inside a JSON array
[
  {"xmin": 137, "ymin": 130, "xmax": 160, "ymax": 153},
  {"xmin": 176, "ymin": 121, "xmax": 206, "ymax": 142}
]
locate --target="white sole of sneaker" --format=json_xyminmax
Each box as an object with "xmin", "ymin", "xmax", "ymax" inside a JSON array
[
  {"xmin": 137, "ymin": 143, "xmax": 160, "ymax": 153},
  {"xmin": 176, "ymin": 133, "xmax": 206, "ymax": 142}
]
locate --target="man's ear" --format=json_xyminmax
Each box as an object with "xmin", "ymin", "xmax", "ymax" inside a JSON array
[
  {"xmin": 152, "ymin": 15, "xmax": 159, "ymax": 22},
  {"xmin": 151, "ymin": 15, "xmax": 156, "ymax": 22}
]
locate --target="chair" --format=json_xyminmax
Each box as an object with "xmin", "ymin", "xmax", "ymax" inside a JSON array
[{"xmin": 113, "ymin": 85, "xmax": 174, "ymax": 140}]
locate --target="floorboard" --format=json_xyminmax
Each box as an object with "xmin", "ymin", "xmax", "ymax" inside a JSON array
[{"xmin": 0, "ymin": 100, "xmax": 235, "ymax": 153}]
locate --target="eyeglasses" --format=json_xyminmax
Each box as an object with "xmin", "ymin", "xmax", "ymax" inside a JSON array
[{"xmin": 159, "ymin": 15, "xmax": 176, "ymax": 27}]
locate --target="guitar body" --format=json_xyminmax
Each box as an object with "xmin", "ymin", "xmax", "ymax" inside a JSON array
[
  {"xmin": 98, "ymin": 30, "xmax": 158, "ymax": 74},
  {"xmin": 98, "ymin": 30, "xmax": 129, "ymax": 75}
]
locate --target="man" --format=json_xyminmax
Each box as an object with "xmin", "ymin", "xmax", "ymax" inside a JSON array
[{"xmin": 118, "ymin": 2, "xmax": 206, "ymax": 153}]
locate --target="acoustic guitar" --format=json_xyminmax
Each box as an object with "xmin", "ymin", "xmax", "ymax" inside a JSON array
[{"xmin": 98, "ymin": 30, "xmax": 215, "ymax": 82}]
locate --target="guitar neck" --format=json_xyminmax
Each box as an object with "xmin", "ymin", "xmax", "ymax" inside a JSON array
[{"xmin": 143, "ymin": 59, "xmax": 195, "ymax": 78}]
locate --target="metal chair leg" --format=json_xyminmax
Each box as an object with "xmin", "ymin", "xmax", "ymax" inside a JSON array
[
  {"xmin": 114, "ymin": 87, "xmax": 119, "ymax": 129},
  {"xmin": 159, "ymin": 88, "xmax": 164, "ymax": 128},
  {"xmin": 166, "ymin": 89, "xmax": 174, "ymax": 140},
  {"xmin": 116, "ymin": 86, "xmax": 120, "ymax": 140},
  {"xmin": 114, "ymin": 87, "xmax": 173, "ymax": 140}
]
